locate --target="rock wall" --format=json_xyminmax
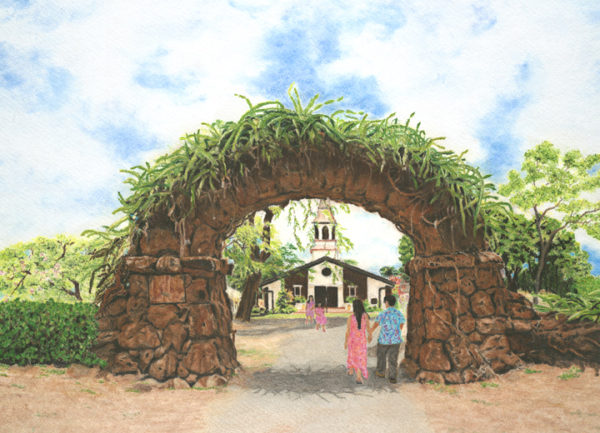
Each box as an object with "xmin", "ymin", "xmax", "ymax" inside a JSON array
[
  {"xmin": 93, "ymin": 247, "xmax": 239, "ymax": 387},
  {"xmin": 504, "ymin": 291, "xmax": 600, "ymax": 374},
  {"xmin": 401, "ymin": 252, "xmax": 522, "ymax": 384}
]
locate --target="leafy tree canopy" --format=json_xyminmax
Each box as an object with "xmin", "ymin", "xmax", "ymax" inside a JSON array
[
  {"xmin": 499, "ymin": 141, "xmax": 600, "ymax": 292},
  {"xmin": 0, "ymin": 235, "xmax": 103, "ymax": 303}
]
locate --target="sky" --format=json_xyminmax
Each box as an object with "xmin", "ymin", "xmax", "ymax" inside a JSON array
[{"xmin": 1, "ymin": 0, "xmax": 599, "ymax": 275}]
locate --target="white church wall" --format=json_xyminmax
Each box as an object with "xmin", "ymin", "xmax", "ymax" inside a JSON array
[{"xmin": 367, "ymin": 277, "xmax": 387, "ymax": 306}]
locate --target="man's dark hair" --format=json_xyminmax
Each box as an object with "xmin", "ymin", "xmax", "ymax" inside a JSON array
[{"xmin": 384, "ymin": 294, "xmax": 396, "ymax": 306}]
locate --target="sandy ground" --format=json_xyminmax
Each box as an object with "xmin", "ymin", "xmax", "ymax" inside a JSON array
[{"xmin": 1, "ymin": 317, "xmax": 599, "ymax": 433}]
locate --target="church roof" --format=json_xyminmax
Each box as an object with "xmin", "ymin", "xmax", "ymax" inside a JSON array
[{"xmin": 260, "ymin": 255, "xmax": 394, "ymax": 286}]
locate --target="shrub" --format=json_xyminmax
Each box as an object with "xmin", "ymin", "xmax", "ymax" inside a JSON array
[
  {"xmin": 293, "ymin": 295, "xmax": 306, "ymax": 304},
  {"xmin": 0, "ymin": 299, "xmax": 105, "ymax": 367},
  {"xmin": 535, "ymin": 287, "xmax": 600, "ymax": 322}
]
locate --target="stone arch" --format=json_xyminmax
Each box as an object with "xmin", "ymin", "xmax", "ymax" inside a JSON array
[
  {"xmin": 93, "ymin": 95, "xmax": 599, "ymax": 387},
  {"xmin": 94, "ymin": 141, "xmax": 527, "ymax": 386}
]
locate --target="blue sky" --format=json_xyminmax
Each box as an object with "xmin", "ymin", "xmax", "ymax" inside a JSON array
[{"xmin": 1, "ymin": 0, "xmax": 599, "ymax": 275}]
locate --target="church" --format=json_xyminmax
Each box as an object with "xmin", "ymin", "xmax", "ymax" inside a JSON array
[{"xmin": 259, "ymin": 200, "xmax": 394, "ymax": 311}]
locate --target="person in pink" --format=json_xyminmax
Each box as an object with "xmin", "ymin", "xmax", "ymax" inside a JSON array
[
  {"xmin": 305, "ymin": 295, "xmax": 315, "ymax": 326},
  {"xmin": 315, "ymin": 303, "xmax": 327, "ymax": 332},
  {"xmin": 345, "ymin": 299, "xmax": 371, "ymax": 384}
]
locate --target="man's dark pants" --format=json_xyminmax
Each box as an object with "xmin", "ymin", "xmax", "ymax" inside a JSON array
[{"xmin": 376, "ymin": 343, "xmax": 400, "ymax": 379}]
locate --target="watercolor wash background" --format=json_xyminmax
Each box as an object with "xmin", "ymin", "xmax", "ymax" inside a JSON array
[{"xmin": 0, "ymin": 0, "xmax": 599, "ymax": 275}]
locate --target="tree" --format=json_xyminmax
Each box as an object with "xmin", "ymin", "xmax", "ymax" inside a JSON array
[
  {"xmin": 226, "ymin": 208, "xmax": 278, "ymax": 321},
  {"xmin": 0, "ymin": 235, "xmax": 103, "ymax": 302},
  {"xmin": 499, "ymin": 141, "xmax": 600, "ymax": 292},
  {"xmin": 397, "ymin": 235, "xmax": 415, "ymax": 280},
  {"xmin": 379, "ymin": 266, "xmax": 399, "ymax": 277},
  {"xmin": 488, "ymin": 208, "xmax": 592, "ymax": 294}
]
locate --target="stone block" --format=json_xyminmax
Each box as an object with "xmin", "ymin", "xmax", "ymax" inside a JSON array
[
  {"xmin": 417, "ymin": 371, "xmax": 445, "ymax": 384},
  {"xmin": 128, "ymin": 274, "xmax": 149, "ymax": 298},
  {"xmin": 106, "ymin": 298, "xmax": 127, "ymax": 317},
  {"xmin": 443, "ymin": 371, "xmax": 463, "ymax": 384},
  {"xmin": 425, "ymin": 309, "xmax": 452, "ymax": 340},
  {"xmin": 124, "ymin": 256, "xmax": 157, "ymax": 273},
  {"xmin": 188, "ymin": 304, "xmax": 218, "ymax": 338},
  {"xmin": 126, "ymin": 296, "xmax": 149, "ymax": 321},
  {"xmin": 156, "ymin": 256, "xmax": 182, "ymax": 273},
  {"xmin": 150, "ymin": 275, "xmax": 185, "ymax": 304},
  {"xmin": 118, "ymin": 322, "xmax": 160, "ymax": 349},
  {"xmin": 147, "ymin": 305, "xmax": 179, "ymax": 329},
  {"xmin": 186, "ymin": 278, "xmax": 208, "ymax": 303},
  {"xmin": 458, "ymin": 315, "xmax": 476, "ymax": 334},
  {"xmin": 471, "ymin": 291, "xmax": 495, "ymax": 317},
  {"xmin": 183, "ymin": 341, "xmax": 220, "ymax": 375},
  {"xmin": 196, "ymin": 374, "xmax": 228, "ymax": 388},
  {"xmin": 445, "ymin": 335, "xmax": 473, "ymax": 370},
  {"xmin": 419, "ymin": 340, "xmax": 451, "ymax": 372},
  {"xmin": 164, "ymin": 321, "xmax": 188, "ymax": 352},
  {"xmin": 476, "ymin": 317, "xmax": 507, "ymax": 335},
  {"xmin": 400, "ymin": 358, "xmax": 419, "ymax": 378},
  {"xmin": 148, "ymin": 350, "xmax": 178, "ymax": 381},
  {"xmin": 139, "ymin": 228, "xmax": 180, "ymax": 256},
  {"xmin": 112, "ymin": 352, "xmax": 138, "ymax": 375},
  {"xmin": 139, "ymin": 349, "xmax": 154, "ymax": 372}
]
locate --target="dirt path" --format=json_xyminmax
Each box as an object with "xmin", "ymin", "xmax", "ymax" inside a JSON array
[
  {"xmin": 1, "ymin": 317, "xmax": 599, "ymax": 433},
  {"xmin": 204, "ymin": 317, "xmax": 432, "ymax": 433}
]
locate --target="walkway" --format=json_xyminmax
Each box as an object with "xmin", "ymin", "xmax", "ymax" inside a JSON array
[{"xmin": 203, "ymin": 317, "xmax": 433, "ymax": 433}]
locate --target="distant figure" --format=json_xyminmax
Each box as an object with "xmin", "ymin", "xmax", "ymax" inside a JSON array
[
  {"xmin": 315, "ymin": 303, "xmax": 327, "ymax": 332},
  {"xmin": 305, "ymin": 295, "xmax": 315, "ymax": 326},
  {"xmin": 345, "ymin": 299, "xmax": 372, "ymax": 384},
  {"xmin": 369, "ymin": 294, "xmax": 405, "ymax": 384}
]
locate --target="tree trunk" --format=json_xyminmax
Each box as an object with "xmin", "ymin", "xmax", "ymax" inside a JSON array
[{"xmin": 235, "ymin": 272, "xmax": 263, "ymax": 321}]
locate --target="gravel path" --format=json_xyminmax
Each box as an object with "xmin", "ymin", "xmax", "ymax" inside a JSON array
[{"xmin": 204, "ymin": 318, "xmax": 433, "ymax": 433}]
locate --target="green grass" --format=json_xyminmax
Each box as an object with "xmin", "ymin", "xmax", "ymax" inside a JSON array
[
  {"xmin": 80, "ymin": 388, "xmax": 96, "ymax": 395},
  {"xmin": 480, "ymin": 382, "xmax": 499, "ymax": 388},
  {"xmin": 524, "ymin": 368, "xmax": 542, "ymax": 374},
  {"xmin": 558, "ymin": 366, "xmax": 582, "ymax": 381},
  {"xmin": 39, "ymin": 367, "xmax": 66, "ymax": 377},
  {"xmin": 125, "ymin": 388, "xmax": 141, "ymax": 393},
  {"xmin": 471, "ymin": 399, "xmax": 494, "ymax": 406},
  {"xmin": 426, "ymin": 380, "xmax": 458, "ymax": 394},
  {"xmin": 11, "ymin": 383, "xmax": 25, "ymax": 389},
  {"xmin": 0, "ymin": 363, "xmax": 9, "ymax": 371}
]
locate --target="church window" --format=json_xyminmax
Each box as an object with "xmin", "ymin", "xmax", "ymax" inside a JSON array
[
  {"xmin": 332, "ymin": 226, "xmax": 335, "ymax": 240},
  {"xmin": 314, "ymin": 225, "xmax": 319, "ymax": 240},
  {"xmin": 348, "ymin": 285, "xmax": 356, "ymax": 297},
  {"xmin": 293, "ymin": 285, "xmax": 302, "ymax": 296},
  {"xmin": 321, "ymin": 267, "xmax": 332, "ymax": 276},
  {"xmin": 322, "ymin": 226, "xmax": 329, "ymax": 240}
]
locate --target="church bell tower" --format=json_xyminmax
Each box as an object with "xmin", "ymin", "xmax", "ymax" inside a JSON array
[{"xmin": 310, "ymin": 199, "xmax": 339, "ymax": 260}]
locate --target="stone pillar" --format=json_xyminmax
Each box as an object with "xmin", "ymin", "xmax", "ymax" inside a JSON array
[
  {"xmin": 401, "ymin": 252, "xmax": 522, "ymax": 384},
  {"xmin": 94, "ymin": 255, "xmax": 239, "ymax": 387}
]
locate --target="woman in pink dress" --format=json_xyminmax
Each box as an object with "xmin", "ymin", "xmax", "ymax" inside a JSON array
[
  {"xmin": 315, "ymin": 303, "xmax": 327, "ymax": 332},
  {"xmin": 305, "ymin": 295, "xmax": 315, "ymax": 326},
  {"xmin": 345, "ymin": 299, "xmax": 371, "ymax": 384}
]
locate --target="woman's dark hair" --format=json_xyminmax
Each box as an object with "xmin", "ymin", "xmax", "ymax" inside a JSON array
[
  {"xmin": 352, "ymin": 299, "xmax": 366, "ymax": 329},
  {"xmin": 308, "ymin": 295, "xmax": 314, "ymax": 302}
]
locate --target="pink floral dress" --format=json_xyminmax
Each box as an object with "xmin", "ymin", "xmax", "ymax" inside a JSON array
[
  {"xmin": 315, "ymin": 306, "xmax": 327, "ymax": 325},
  {"xmin": 346, "ymin": 313, "xmax": 368, "ymax": 379},
  {"xmin": 305, "ymin": 300, "xmax": 315, "ymax": 319}
]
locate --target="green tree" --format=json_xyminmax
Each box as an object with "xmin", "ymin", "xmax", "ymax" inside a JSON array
[
  {"xmin": 397, "ymin": 235, "xmax": 415, "ymax": 280},
  {"xmin": 225, "ymin": 208, "xmax": 280, "ymax": 321},
  {"xmin": 499, "ymin": 142, "xmax": 600, "ymax": 292},
  {"xmin": 0, "ymin": 235, "xmax": 103, "ymax": 302}
]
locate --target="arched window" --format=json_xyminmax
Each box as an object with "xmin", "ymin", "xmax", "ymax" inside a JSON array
[
  {"xmin": 314, "ymin": 225, "xmax": 319, "ymax": 240},
  {"xmin": 322, "ymin": 226, "xmax": 329, "ymax": 240},
  {"xmin": 332, "ymin": 226, "xmax": 336, "ymax": 240}
]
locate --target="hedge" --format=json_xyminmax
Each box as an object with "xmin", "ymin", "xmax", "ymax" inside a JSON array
[{"xmin": 0, "ymin": 299, "xmax": 105, "ymax": 367}]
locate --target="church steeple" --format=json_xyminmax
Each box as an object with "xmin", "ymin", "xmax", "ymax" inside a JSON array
[{"xmin": 310, "ymin": 199, "xmax": 339, "ymax": 260}]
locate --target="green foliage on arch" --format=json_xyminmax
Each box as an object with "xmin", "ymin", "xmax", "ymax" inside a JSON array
[{"xmin": 85, "ymin": 86, "xmax": 503, "ymax": 298}]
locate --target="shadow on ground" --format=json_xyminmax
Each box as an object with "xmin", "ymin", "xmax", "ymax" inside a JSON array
[{"xmin": 246, "ymin": 365, "xmax": 414, "ymax": 400}]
